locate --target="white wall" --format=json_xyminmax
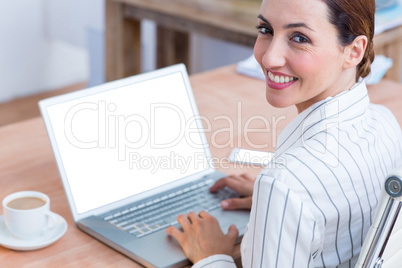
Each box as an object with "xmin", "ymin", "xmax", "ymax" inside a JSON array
[
  {"xmin": 0, "ymin": 0, "xmax": 95, "ymax": 103},
  {"xmin": 0, "ymin": 1, "xmax": 46, "ymax": 102},
  {"xmin": 0, "ymin": 1, "xmax": 253, "ymax": 103},
  {"xmin": 45, "ymin": 0, "xmax": 104, "ymax": 49}
]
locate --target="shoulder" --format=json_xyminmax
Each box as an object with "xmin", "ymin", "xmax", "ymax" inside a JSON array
[
  {"xmin": 259, "ymin": 150, "xmax": 332, "ymax": 211},
  {"xmin": 261, "ymin": 146, "xmax": 332, "ymax": 188},
  {"xmin": 249, "ymin": 172, "xmax": 324, "ymax": 260},
  {"xmin": 367, "ymin": 103, "xmax": 402, "ymax": 131},
  {"xmin": 258, "ymin": 146, "xmax": 339, "ymax": 225}
]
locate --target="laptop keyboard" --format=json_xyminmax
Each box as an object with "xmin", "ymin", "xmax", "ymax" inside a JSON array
[{"xmin": 103, "ymin": 178, "xmax": 238, "ymax": 238}]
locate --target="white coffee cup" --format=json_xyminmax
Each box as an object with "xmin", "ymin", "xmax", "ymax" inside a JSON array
[{"xmin": 2, "ymin": 191, "xmax": 56, "ymax": 240}]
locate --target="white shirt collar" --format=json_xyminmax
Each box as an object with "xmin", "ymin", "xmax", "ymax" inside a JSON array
[{"xmin": 275, "ymin": 80, "xmax": 370, "ymax": 155}]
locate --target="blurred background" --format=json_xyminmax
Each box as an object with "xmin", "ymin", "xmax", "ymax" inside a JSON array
[
  {"xmin": 0, "ymin": 0, "xmax": 252, "ymax": 104},
  {"xmin": 0, "ymin": 0, "xmax": 401, "ymax": 127}
]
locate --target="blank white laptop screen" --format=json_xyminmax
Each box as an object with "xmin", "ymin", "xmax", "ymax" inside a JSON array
[{"xmin": 46, "ymin": 72, "xmax": 209, "ymax": 214}]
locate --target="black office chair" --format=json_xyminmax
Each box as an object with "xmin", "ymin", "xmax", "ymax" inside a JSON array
[{"xmin": 355, "ymin": 168, "xmax": 402, "ymax": 268}]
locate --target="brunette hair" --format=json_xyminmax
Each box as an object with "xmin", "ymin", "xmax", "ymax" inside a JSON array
[{"xmin": 322, "ymin": 0, "xmax": 375, "ymax": 80}]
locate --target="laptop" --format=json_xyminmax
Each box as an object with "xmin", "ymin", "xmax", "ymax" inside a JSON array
[{"xmin": 39, "ymin": 64, "xmax": 249, "ymax": 268}]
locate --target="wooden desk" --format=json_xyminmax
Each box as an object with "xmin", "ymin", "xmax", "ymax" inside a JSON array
[
  {"xmin": 105, "ymin": 0, "xmax": 402, "ymax": 82},
  {"xmin": 1, "ymin": 66, "xmax": 402, "ymax": 266}
]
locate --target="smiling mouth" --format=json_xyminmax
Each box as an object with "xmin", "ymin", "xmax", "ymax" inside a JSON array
[{"xmin": 268, "ymin": 71, "xmax": 298, "ymax": 84}]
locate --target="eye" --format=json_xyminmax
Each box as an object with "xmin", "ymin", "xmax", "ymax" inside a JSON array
[
  {"xmin": 256, "ymin": 25, "xmax": 273, "ymax": 35},
  {"xmin": 291, "ymin": 34, "xmax": 310, "ymax": 44}
]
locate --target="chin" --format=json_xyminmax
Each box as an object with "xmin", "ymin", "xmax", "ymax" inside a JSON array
[
  {"xmin": 266, "ymin": 99, "xmax": 293, "ymax": 109},
  {"xmin": 265, "ymin": 94, "xmax": 294, "ymax": 109}
]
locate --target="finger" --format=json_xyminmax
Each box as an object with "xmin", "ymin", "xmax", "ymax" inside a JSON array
[
  {"xmin": 210, "ymin": 176, "xmax": 243, "ymax": 193},
  {"xmin": 198, "ymin": 210, "xmax": 209, "ymax": 219},
  {"xmin": 221, "ymin": 197, "xmax": 252, "ymax": 210},
  {"xmin": 227, "ymin": 224, "xmax": 239, "ymax": 244},
  {"xmin": 166, "ymin": 226, "xmax": 184, "ymax": 244},
  {"xmin": 209, "ymin": 177, "xmax": 230, "ymax": 192},
  {"xmin": 177, "ymin": 214, "xmax": 191, "ymax": 231},
  {"xmin": 199, "ymin": 210, "xmax": 218, "ymax": 223},
  {"xmin": 240, "ymin": 173, "xmax": 253, "ymax": 181},
  {"xmin": 199, "ymin": 211, "xmax": 219, "ymax": 225},
  {"xmin": 187, "ymin": 211, "xmax": 199, "ymax": 224}
]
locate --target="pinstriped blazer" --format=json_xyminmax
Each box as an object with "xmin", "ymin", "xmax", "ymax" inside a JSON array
[{"xmin": 194, "ymin": 81, "xmax": 402, "ymax": 268}]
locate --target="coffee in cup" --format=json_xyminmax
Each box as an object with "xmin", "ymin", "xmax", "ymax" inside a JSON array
[
  {"xmin": 7, "ymin": 197, "xmax": 46, "ymax": 210},
  {"xmin": 2, "ymin": 191, "xmax": 56, "ymax": 240}
]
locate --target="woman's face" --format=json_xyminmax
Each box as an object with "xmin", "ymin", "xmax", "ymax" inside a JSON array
[{"xmin": 254, "ymin": 0, "xmax": 356, "ymax": 113}]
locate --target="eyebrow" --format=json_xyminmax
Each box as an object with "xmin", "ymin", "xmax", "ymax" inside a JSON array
[{"xmin": 257, "ymin": 14, "xmax": 314, "ymax": 32}]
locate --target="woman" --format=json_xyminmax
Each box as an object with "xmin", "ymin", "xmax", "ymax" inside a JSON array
[{"xmin": 167, "ymin": 0, "xmax": 402, "ymax": 267}]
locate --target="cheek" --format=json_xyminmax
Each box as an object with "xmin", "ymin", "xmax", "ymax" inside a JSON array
[
  {"xmin": 291, "ymin": 52, "xmax": 328, "ymax": 79},
  {"xmin": 253, "ymin": 38, "xmax": 266, "ymax": 67}
]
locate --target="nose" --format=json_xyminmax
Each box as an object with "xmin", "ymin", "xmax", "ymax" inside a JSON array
[{"xmin": 259, "ymin": 37, "xmax": 287, "ymax": 70}]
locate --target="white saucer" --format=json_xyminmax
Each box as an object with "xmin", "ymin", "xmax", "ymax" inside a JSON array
[{"xmin": 0, "ymin": 212, "xmax": 67, "ymax": 251}]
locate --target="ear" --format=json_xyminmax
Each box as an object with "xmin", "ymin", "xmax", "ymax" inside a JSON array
[{"xmin": 343, "ymin": 35, "xmax": 367, "ymax": 69}]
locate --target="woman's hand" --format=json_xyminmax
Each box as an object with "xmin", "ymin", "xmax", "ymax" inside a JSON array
[
  {"xmin": 166, "ymin": 211, "xmax": 238, "ymax": 264},
  {"xmin": 210, "ymin": 173, "xmax": 255, "ymax": 210},
  {"xmin": 166, "ymin": 173, "xmax": 254, "ymax": 263}
]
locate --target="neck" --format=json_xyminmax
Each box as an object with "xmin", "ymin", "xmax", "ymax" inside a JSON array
[{"xmin": 296, "ymin": 70, "xmax": 357, "ymax": 114}]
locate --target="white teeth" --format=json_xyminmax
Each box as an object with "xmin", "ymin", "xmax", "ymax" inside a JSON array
[{"xmin": 268, "ymin": 72, "xmax": 296, "ymax": 84}]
